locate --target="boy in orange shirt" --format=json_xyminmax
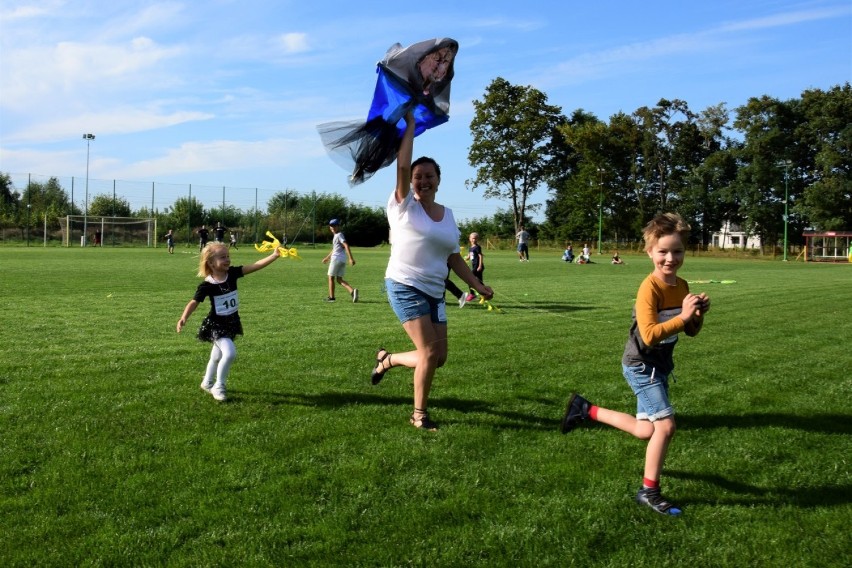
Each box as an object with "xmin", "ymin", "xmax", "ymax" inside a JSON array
[{"xmin": 561, "ymin": 213, "xmax": 710, "ymax": 516}]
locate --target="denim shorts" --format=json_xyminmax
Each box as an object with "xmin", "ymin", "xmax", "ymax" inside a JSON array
[
  {"xmin": 622, "ymin": 362, "xmax": 674, "ymax": 422},
  {"xmin": 385, "ymin": 278, "xmax": 447, "ymax": 325}
]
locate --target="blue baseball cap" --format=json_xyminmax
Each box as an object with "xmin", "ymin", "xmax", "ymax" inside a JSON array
[{"xmin": 328, "ymin": 218, "xmax": 340, "ymax": 226}]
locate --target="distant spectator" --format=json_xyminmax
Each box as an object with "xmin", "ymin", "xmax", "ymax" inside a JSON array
[
  {"xmin": 196, "ymin": 225, "xmax": 209, "ymax": 251},
  {"xmin": 214, "ymin": 222, "xmax": 227, "ymax": 243}
]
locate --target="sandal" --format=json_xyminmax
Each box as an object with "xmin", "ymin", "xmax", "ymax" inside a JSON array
[
  {"xmin": 371, "ymin": 348, "xmax": 392, "ymax": 385},
  {"xmin": 410, "ymin": 408, "xmax": 438, "ymax": 431}
]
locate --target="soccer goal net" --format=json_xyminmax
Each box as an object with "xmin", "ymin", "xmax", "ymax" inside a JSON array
[{"xmin": 60, "ymin": 215, "xmax": 156, "ymax": 247}]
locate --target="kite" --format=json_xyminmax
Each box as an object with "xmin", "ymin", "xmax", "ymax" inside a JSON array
[
  {"xmin": 255, "ymin": 231, "xmax": 302, "ymax": 260},
  {"xmin": 477, "ymin": 296, "xmax": 503, "ymax": 313},
  {"xmin": 318, "ymin": 37, "xmax": 459, "ymax": 185}
]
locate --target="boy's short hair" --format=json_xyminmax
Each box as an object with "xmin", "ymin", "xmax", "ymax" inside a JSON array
[{"xmin": 643, "ymin": 213, "xmax": 691, "ymax": 252}]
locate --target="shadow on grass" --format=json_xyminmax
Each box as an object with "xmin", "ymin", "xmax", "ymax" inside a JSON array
[
  {"xmin": 678, "ymin": 413, "xmax": 851, "ymax": 435},
  {"xmin": 237, "ymin": 390, "xmax": 557, "ymax": 431},
  {"xmin": 496, "ymin": 302, "xmax": 599, "ymax": 314},
  {"xmin": 666, "ymin": 469, "xmax": 852, "ymax": 508}
]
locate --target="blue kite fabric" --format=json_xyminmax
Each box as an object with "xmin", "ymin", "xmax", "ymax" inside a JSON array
[{"xmin": 318, "ymin": 38, "xmax": 458, "ymax": 185}]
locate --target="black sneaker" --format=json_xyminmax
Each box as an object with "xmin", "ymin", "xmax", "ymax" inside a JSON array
[
  {"xmin": 636, "ymin": 487, "xmax": 682, "ymax": 516},
  {"xmin": 560, "ymin": 393, "xmax": 591, "ymax": 433},
  {"xmin": 324, "ymin": 297, "xmax": 336, "ymax": 302}
]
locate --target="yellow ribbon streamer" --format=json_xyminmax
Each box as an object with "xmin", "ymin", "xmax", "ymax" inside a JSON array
[{"xmin": 254, "ymin": 231, "xmax": 302, "ymax": 260}]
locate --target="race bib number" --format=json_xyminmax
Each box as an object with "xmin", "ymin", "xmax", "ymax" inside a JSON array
[{"xmin": 214, "ymin": 290, "xmax": 239, "ymax": 316}]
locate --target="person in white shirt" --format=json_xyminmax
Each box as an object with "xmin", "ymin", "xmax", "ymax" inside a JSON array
[
  {"xmin": 371, "ymin": 111, "xmax": 493, "ymax": 431},
  {"xmin": 321, "ymin": 219, "xmax": 358, "ymax": 303},
  {"xmin": 516, "ymin": 226, "xmax": 530, "ymax": 261}
]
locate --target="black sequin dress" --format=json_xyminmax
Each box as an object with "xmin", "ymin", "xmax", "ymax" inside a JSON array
[{"xmin": 193, "ymin": 266, "xmax": 245, "ymax": 342}]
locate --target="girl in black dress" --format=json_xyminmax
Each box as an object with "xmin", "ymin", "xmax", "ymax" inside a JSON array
[{"xmin": 176, "ymin": 243, "xmax": 280, "ymax": 401}]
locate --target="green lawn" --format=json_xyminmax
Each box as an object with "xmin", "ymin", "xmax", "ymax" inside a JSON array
[{"xmin": 1, "ymin": 245, "xmax": 849, "ymax": 567}]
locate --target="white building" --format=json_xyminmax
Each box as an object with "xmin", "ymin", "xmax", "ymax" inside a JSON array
[{"xmin": 712, "ymin": 221, "xmax": 762, "ymax": 249}]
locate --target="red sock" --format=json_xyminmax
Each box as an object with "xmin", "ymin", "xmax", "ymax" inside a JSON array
[
  {"xmin": 643, "ymin": 477, "xmax": 659, "ymax": 489},
  {"xmin": 589, "ymin": 405, "xmax": 599, "ymax": 421}
]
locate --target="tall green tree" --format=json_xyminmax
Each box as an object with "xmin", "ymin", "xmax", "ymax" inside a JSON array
[
  {"xmin": 89, "ymin": 193, "xmax": 132, "ymax": 217},
  {"xmin": 22, "ymin": 177, "xmax": 72, "ymax": 227},
  {"xmin": 163, "ymin": 196, "xmax": 206, "ymax": 241},
  {"xmin": 795, "ymin": 83, "xmax": 852, "ymax": 230},
  {"xmin": 733, "ymin": 95, "xmax": 800, "ymax": 246},
  {"xmin": 633, "ymin": 98, "xmax": 699, "ymax": 214},
  {"xmin": 0, "ymin": 172, "xmax": 21, "ymax": 222},
  {"xmin": 467, "ymin": 77, "xmax": 564, "ymax": 232}
]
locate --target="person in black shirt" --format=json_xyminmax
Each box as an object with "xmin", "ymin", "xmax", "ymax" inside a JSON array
[
  {"xmin": 196, "ymin": 225, "xmax": 209, "ymax": 251},
  {"xmin": 176, "ymin": 242, "xmax": 281, "ymax": 401}
]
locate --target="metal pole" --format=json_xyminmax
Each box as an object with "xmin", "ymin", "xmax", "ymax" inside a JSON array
[
  {"xmin": 777, "ymin": 159, "xmax": 791, "ymax": 262},
  {"xmin": 82, "ymin": 134, "xmax": 95, "ymax": 246},
  {"xmin": 783, "ymin": 161, "xmax": 789, "ymax": 262},
  {"xmin": 597, "ymin": 167, "xmax": 604, "ymax": 254}
]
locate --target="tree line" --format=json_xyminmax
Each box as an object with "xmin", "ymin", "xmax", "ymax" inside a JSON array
[
  {"xmin": 466, "ymin": 79, "xmax": 851, "ymax": 247},
  {"xmin": 0, "ymin": 176, "xmax": 388, "ymax": 246}
]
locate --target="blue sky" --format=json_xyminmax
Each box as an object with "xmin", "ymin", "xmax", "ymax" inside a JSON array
[{"xmin": 1, "ymin": 0, "xmax": 850, "ymax": 222}]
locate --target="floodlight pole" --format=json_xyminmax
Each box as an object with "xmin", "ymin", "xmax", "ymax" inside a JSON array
[
  {"xmin": 778, "ymin": 159, "xmax": 791, "ymax": 262},
  {"xmin": 82, "ymin": 133, "xmax": 96, "ymax": 246},
  {"xmin": 597, "ymin": 167, "xmax": 604, "ymax": 254}
]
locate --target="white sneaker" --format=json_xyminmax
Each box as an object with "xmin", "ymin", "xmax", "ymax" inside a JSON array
[
  {"xmin": 458, "ymin": 295, "xmax": 467, "ymax": 308},
  {"xmin": 200, "ymin": 381, "xmax": 213, "ymax": 393},
  {"xmin": 352, "ymin": 288, "xmax": 359, "ymax": 303},
  {"xmin": 210, "ymin": 385, "xmax": 227, "ymax": 401}
]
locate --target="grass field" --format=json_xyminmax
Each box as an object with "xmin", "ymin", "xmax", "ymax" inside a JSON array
[{"xmin": 1, "ymin": 244, "xmax": 850, "ymax": 567}]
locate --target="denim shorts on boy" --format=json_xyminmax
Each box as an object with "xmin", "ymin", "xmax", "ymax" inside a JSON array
[
  {"xmin": 622, "ymin": 362, "xmax": 674, "ymax": 421},
  {"xmin": 327, "ymin": 259, "xmax": 347, "ymax": 278},
  {"xmin": 385, "ymin": 278, "xmax": 447, "ymax": 325}
]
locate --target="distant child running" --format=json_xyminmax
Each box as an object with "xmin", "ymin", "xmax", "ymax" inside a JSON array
[
  {"xmin": 465, "ymin": 232, "xmax": 484, "ymax": 302},
  {"xmin": 176, "ymin": 242, "xmax": 281, "ymax": 401},
  {"xmin": 322, "ymin": 218, "xmax": 358, "ymax": 303},
  {"xmin": 560, "ymin": 213, "xmax": 710, "ymax": 516}
]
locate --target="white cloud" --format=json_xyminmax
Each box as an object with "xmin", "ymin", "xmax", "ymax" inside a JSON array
[
  {"xmin": 278, "ymin": 32, "xmax": 310, "ymax": 54},
  {"xmin": 6, "ymin": 107, "xmax": 213, "ymax": 143},
  {"xmin": 0, "ymin": 0, "xmax": 64, "ymax": 20},
  {"xmin": 111, "ymin": 137, "xmax": 323, "ymax": 180},
  {"xmin": 716, "ymin": 6, "xmax": 851, "ymax": 33},
  {"xmin": 0, "ymin": 37, "xmax": 184, "ymax": 111}
]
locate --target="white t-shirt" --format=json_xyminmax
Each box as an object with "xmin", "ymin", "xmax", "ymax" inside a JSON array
[
  {"xmin": 385, "ymin": 191, "xmax": 460, "ymax": 298},
  {"xmin": 331, "ymin": 232, "xmax": 347, "ymax": 262}
]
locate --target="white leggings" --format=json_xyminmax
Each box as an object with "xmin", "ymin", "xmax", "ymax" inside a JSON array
[{"xmin": 203, "ymin": 338, "xmax": 237, "ymax": 388}]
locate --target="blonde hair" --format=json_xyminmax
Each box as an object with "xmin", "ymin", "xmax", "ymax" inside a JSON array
[
  {"xmin": 643, "ymin": 213, "xmax": 691, "ymax": 252},
  {"xmin": 197, "ymin": 242, "xmax": 228, "ymax": 277}
]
